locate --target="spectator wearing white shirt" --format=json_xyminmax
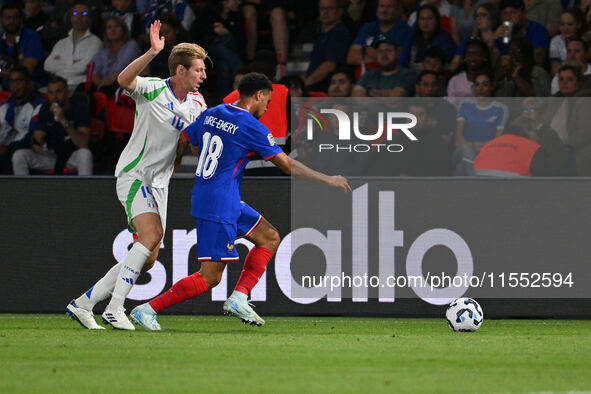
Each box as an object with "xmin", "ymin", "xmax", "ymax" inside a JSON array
[{"xmin": 44, "ymin": 1, "xmax": 102, "ymax": 91}]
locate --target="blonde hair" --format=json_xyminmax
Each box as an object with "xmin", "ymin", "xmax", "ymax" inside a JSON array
[{"xmin": 168, "ymin": 43, "xmax": 207, "ymax": 76}]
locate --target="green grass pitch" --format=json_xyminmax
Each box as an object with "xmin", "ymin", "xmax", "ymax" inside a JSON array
[{"xmin": 1, "ymin": 315, "xmax": 590, "ymax": 393}]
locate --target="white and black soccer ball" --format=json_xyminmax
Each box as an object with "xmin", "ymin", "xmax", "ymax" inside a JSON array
[{"xmin": 446, "ymin": 297, "xmax": 484, "ymax": 332}]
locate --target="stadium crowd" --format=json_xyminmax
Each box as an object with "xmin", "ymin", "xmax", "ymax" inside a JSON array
[{"xmin": 0, "ymin": 0, "xmax": 590, "ymax": 176}]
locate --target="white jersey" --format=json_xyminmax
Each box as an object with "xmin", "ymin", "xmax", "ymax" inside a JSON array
[{"xmin": 115, "ymin": 76, "xmax": 206, "ymax": 188}]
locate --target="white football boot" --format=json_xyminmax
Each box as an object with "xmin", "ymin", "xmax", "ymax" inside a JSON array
[
  {"xmin": 130, "ymin": 303, "xmax": 162, "ymax": 331},
  {"xmin": 101, "ymin": 307, "xmax": 135, "ymax": 330},
  {"xmin": 223, "ymin": 291, "xmax": 265, "ymax": 326},
  {"xmin": 66, "ymin": 300, "xmax": 105, "ymax": 330}
]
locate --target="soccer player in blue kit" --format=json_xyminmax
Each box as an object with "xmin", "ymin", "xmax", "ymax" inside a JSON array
[{"xmin": 130, "ymin": 73, "xmax": 351, "ymax": 330}]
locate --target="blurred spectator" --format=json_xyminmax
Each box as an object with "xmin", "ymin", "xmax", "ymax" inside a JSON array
[
  {"xmin": 421, "ymin": 45, "xmax": 447, "ymax": 73},
  {"xmin": 401, "ymin": 0, "xmax": 422, "ymax": 17},
  {"xmin": 193, "ymin": 0, "xmax": 245, "ymax": 100},
  {"xmin": 103, "ymin": 0, "xmax": 143, "ymax": 39},
  {"xmin": 399, "ymin": 4, "xmax": 457, "ymax": 70},
  {"xmin": 550, "ymin": 62, "xmax": 583, "ymax": 145},
  {"xmin": 12, "ymin": 76, "xmax": 92, "ymax": 175},
  {"xmin": 447, "ymin": 38, "xmax": 490, "ymax": 99},
  {"xmin": 305, "ymin": 0, "xmax": 352, "ymax": 92},
  {"xmin": 550, "ymin": 8, "xmax": 586, "ymax": 75},
  {"xmin": 495, "ymin": 0, "xmax": 549, "ymax": 67},
  {"xmin": 450, "ymin": 0, "xmax": 478, "ymax": 44},
  {"xmin": 395, "ymin": 103, "xmax": 452, "ymax": 175},
  {"xmin": 44, "ymin": 1, "xmax": 102, "ymax": 91},
  {"xmin": 453, "ymin": 70, "xmax": 508, "ymax": 175},
  {"xmin": 450, "ymin": 3, "xmax": 501, "ymax": 71},
  {"xmin": 346, "ymin": 0, "xmax": 410, "ymax": 67},
  {"xmin": 42, "ymin": 0, "xmax": 102, "ymax": 49},
  {"xmin": 141, "ymin": 0, "xmax": 196, "ymax": 32},
  {"xmin": 90, "ymin": 15, "xmax": 141, "ymax": 96},
  {"xmin": 416, "ymin": 68, "xmax": 441, "ymax": 96},
  {"xmin": 231, "ymin": 65, "xmax": 251, "ymax": 90},
  {"xmin": 521, "ymin": 97, "xmax": 571, "ymax": 175},
  {"xmin": 551, "ymin": 38, "xmax": 591, "ymax": 94},
  {"xmin": 473, "ymin": 116, "xmax": 556, "ymax": 176},
  {"xmin": 327, "ymin": 65, "xmax": 355, "ymax": 96},
  {"xmin": 525, "ymin": 0, "xmax": 563, "ymax": 37},
  {"xmin": 554, "ymin": 62, "xmax": 591, "ymax": 175},
  {"xmin": 342, "ymin": 0, "xmax": 378, "ymax": 36},
  {"xmin": 240, "ymin": 0, "xmax": 291, "ymax": 78},
  {"xmin": 580, "ymin": 0, "xmax": 591, "ymax": 26},
  {"xmin": 352, "ymin": 34, "xmax": 416, "ymax": 96},
  {"xmin": 415, "ymin": 70, "xmax": 457, "ymax": 143},
  {"xmin": 495, "ymin": 36, "xmax": 551, "ymax": 96},
  {"xmin": 23, "ymin": 0, "xmax": 49, "ymax": 32},
  {"xmin": 0, "ymin": 67, "xmax": 45, "ymax": 174},
  {"xmin": 408, "ymin": 0, "xmax": 453, "ymax": 34},
  {"xmin": 0, "ymin": 4, "xmax": 44, "ymax": 88},
  {"xmin": 148, "ymin": 14, "xmax": 186, "ymax": 78},
  {"xmin": 279, "ymin": 74, "xmax": 306, "ymax": 97}
]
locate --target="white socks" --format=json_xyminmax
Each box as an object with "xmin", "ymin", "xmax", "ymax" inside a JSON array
[
  {"xmin": 75, "ymin": 262, "xmax": 123, "ymax": 311},
  {"xmin": 106, "ymin": 242, "xmax": 152, "ymax": 311}
]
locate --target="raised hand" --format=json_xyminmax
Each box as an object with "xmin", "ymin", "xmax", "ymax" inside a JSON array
[{"xmin": 150, "ymin": 20, "xmax": 165, "ymax": 54}]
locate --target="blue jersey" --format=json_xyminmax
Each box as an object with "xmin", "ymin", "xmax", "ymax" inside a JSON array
[{"xmin": 185, "ymin": 104, "xmax": 283, "ymax": 223}]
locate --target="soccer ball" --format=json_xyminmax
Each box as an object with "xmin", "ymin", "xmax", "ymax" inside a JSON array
[{"xmin": 446, "ymin": 297, "xmax": 484, "ymax": 332}]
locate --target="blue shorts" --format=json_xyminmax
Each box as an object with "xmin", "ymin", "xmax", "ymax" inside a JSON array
[{"xmin": 195, "ymin": 202, "xmax": 262, "ymax": 262}]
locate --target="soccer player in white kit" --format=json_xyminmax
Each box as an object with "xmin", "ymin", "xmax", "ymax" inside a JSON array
[{"xmin": 65, "ymin": 21, "xmax": 207, "ymax": 330}]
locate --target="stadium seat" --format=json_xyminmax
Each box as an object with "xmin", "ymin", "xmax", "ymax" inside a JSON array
[
  {"xmin": 85, "ymin": 63, "xmax": 95, "ymax": 93},
  {"xmin": 307, "ymin": 91, "xmax": 329, "ymax": 97},
  {"xmin": 355, "ymin": 62, "xmax": 379, "ymax": 81},
  {"xmin": 0, "ymin": 91, "xmax": 12, "ymax": 103},
  {"xmin": 92, "ymin": 92, "xmax": 108, "ymax": 116},
  {"xmin": 106, "ymin": 94, "xmax": 135, "ymax": 133}
]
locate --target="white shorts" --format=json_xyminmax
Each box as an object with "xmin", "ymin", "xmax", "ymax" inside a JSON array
[{"xmin": 116, "ymin": 175, "xmax": 168, "ymax": 237}]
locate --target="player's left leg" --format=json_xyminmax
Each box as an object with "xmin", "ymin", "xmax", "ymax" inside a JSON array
[
  {"xmin": 131, "ymin": 260, "xmax": 226, "ymax": 331},
  {"xmin": 131, "ymin": 218, "xmax": 236, "ymax": 331}
]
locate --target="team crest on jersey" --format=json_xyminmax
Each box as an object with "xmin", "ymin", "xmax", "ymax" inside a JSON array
[
  {"xmin": 227, "ymin": 242, "xmax": 234, "ymax": 252},
  {"xmin": 267, "ymin": 133, "xmax": 276, "ymax": 146}
]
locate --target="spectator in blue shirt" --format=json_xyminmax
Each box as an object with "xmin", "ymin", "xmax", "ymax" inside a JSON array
[
  {"xmin": 346, "ymin": 0, "xmax": 410, "ymax": 67},
  {"xmin": 399, "ymin": 4, "xmax": 457, "ymax": 70},
  {"xmin": 495, "ymin": 0, "xmax": 550, "ymax": 67},
  {"xmin": 305, "ymin": 0, "xmax": 352, "ymax": 92},
  {"xmin": 453, "ymin": 70, "xmax": 509, "ymax": 175},
  {"xmin": 0, "ymin": 4, "xmax": 44, "ymax": 89}
]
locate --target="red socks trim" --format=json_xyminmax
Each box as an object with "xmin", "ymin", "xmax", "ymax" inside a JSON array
[{"xmin": 149, "ymin": 272, "xmax": 209, "ymax": 313}]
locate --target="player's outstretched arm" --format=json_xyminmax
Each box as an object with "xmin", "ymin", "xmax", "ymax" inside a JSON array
[
  {"xmin": 117, "ymin": 20, "xmax": 165, "ymax": 92},
  {"xmin": 270, "ymin": 152, "xmax": 351, "ymax": 192}
]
